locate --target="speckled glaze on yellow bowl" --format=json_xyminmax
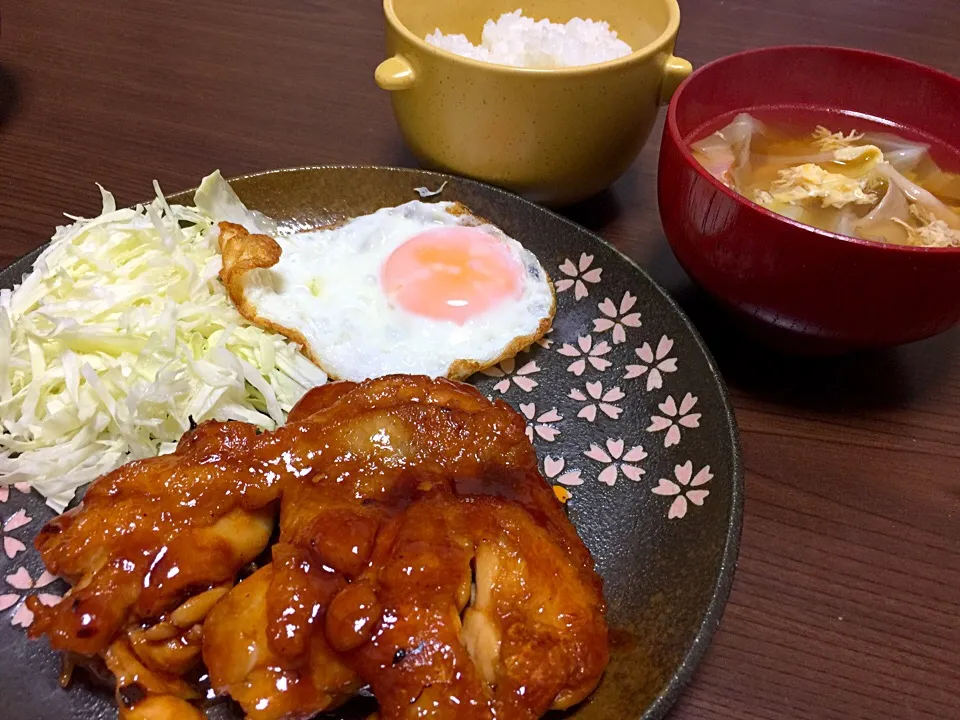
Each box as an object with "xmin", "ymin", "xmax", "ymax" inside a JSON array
[{"xmin": 376, "ymin": 0, "xmax": 691, "ymax": 206}]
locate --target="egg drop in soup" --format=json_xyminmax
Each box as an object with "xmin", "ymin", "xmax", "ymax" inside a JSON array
[{"xmin": 690, "ymin": 113, "xmax": 960, "ymax": 248}]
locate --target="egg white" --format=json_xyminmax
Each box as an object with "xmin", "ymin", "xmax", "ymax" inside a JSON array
[{"xmin": 237, "ymin": 201, "xmax": 554, "ymax": 381}]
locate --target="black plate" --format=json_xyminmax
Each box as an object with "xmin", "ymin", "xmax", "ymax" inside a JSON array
[{"xmin": 0, "ymin": 167, "xmax": 742, "ymax": 719}]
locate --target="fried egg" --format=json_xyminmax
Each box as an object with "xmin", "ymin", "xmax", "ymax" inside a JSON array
[{"xmin": 218, "ymin": 200, "xmax": 555, "ymax": 381}]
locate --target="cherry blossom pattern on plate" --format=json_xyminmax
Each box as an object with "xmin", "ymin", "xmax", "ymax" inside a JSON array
[
  {"xmin": 0, "ymin": 483, "xmax": 31, "ymax": 504},
  {"xmin": 543, "ymin": 456, "xmax": 583, "ymax": 503},
  {"xmin": 625, "ymin": 335, "xmax": 678, "ymax": 391},
  {"xmin": 555, "ymin": 253, "xmax": 602, "ymax": 301},
  {"xmin": 651, "ymin": 461, "xmax": 713, "ymax": 519},
  {"xmin": 646, "ymin": 393, "xmax": 701, "ymax": 448},
  {"xmin": 584, "ymin": 439, "xmax": 649, "ymax": 486},
  {"xmin": 557, "ymin": 335, "xmax": 612, "ymax": 376},
  {"xmin": 519, "ymin": 403, "xmax": 562, "ymax": 442},
  {"xmin": 0, "ymin": 567, "xmax": 60, "ymax": 629},
  {"xmin": 479, "ymin": 358, "xmax": 540, "ymax": 393},
  {"xmin": 531, "ymin": 327, "xmax": 554, "ymax": 349},
  {"xmin": 2, "ymin": 509, "xmax": 31, "ymax": 560},
  {"xmin": 568, "ymin": 381, "xmax": 625, "ymax": 421},
  {"xmin": 593, "ymin": 291, "xmax": 642, "ymax": 345}
]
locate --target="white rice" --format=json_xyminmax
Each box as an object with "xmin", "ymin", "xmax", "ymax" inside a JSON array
[{"xmin": 425, "ymin": 9, "xmax": 633, "ymax": 69}]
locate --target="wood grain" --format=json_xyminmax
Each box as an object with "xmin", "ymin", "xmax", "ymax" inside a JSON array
[{"xmin": 1, "ymin": 1, "xmax": 958, "ymax": 718}]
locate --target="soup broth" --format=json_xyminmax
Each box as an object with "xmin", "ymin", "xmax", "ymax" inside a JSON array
[{"xmin": 690, "ymin": 113, "xmax": 960, "ymax": 248}]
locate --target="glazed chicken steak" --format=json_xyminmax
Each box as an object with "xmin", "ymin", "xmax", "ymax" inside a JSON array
[{"xmin": 28, "ymin": 375, "xmax": 609, "ymax": 720}]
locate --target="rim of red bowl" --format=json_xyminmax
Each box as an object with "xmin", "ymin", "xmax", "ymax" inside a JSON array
[{"xmin": 665, "ymin": 44, "xmax": 960, "ymax": 255}]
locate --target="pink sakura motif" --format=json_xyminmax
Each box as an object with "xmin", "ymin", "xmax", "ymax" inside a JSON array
[
  {"xmin": 0, "ymin": 483, "xmax": 31, "ymax": 504},
  {"xmin": 532, "ymin": 328, "xmax": 554, "ymax": 349},
  {"xmin": 2, "ymin": 509, "xmax": 31, "ymax": 560},
  {"xmin": 647, "ymin": 393, "xmax": 701, "ymax": 448},
  {"xmin": 544, "ymin": 457, "xmax": 581, "ymax": 505},
  {"xmin": 1, "ymin": 567, "xmax": 60, "ymax": 628},
  {"xmin": 625, "ymin": 336, "xmax": 678, "ymax": 391},
  {"xmin": 652, "ymin": 461, "xmax": 713, "ymax": 519},
  {"xmin": 519, "ymin": 404, "xmax": 562, "ymax": 442},
  {"xmin": 543, "ymin": 456, "xmax": 583, "ymax": 486},
  {"xmin": 568, "ymin": 382, "xmax": 625, "ymax": 421},
  {"xmin": 593, "ymin": 291, "xmax": 642, "ymax": 344},
  {"xmin": 584, "ymin": 439, "xmax": 648, "ymax": 486},
  {"xmin": 557, "ymin": 335, "xmax": 612, "ymax": 376},
  {"xmin": 555, "ymin": 253, "xmax": 602, "ymax": 301},
  {"xmin": 480, "ymin": 358, "xmax": 540, "ymax": 393}
]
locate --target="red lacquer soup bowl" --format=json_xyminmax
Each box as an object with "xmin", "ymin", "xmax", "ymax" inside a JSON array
[{"xmin": 658, "ymin": 46, "xmax": 960, "ymax": 352}]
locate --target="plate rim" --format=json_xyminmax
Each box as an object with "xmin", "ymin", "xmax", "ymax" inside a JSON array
[{"xmin": 2, "ymin": 164, "xmax": 743, "ymax": 720}]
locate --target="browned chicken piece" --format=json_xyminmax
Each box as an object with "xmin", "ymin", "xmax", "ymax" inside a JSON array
[
  {"xmin": 29, "ymin": 376, "xmax": 608, "ymax": 720},
  {"xmin": 49, "ymin": 584, "xmax": 236, "ymax": 719},
  {"xmin": 203, "ymin": 376, "xmax": 539, "ymax": 718},
  {"xmin": 26, "ymin": 420, "xmax": 281, "ymax": 718},
  {"xmin": 203, "ymin": 563, "xmax": 361, "ymax": 720},
  {"xmin": 104, "ymin": 635, "xmax": 206, "ymax": 720},
  {"xmin": 126, "ymin": 585, "xmax": 231, "ymax": 678},
  {"xmin": 27, "ymin": 377, "xmax": 490, "ymax": 656},
  {"xmin": 27, "ymin": 419, "xmax": 280, "ymax": 656},
  {"xmin": 321, "ymin": 484, "xmax": 608, "ymax": 720},
  {"xmin": 228, "ymin": 378, "xmax": 607, "ymax": 719}
]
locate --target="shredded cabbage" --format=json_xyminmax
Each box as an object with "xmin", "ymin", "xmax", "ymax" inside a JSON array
[
  {"xmin": 194, "ymin": 170, "xmax": 279, "ymax": 237},
  {"xmin": 0, "ymin": 173, "xmax": 327, "ymax": 511}
]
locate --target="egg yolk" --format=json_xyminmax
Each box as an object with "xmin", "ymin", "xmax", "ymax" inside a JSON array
[{"xmin": 381, "ymin": 226, "xmax": 525, "ymax": 324}]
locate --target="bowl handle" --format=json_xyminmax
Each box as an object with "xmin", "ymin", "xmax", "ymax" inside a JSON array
[
  {"xmin": 659, "ymin": 55, "xmax": 693, "ymax": 105},
  {"xmin": 375, "ymin": 55, "xmax": 417, "ymax": 91}
]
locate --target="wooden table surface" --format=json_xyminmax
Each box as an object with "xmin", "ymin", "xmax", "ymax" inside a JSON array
[{"xmin": 2, "ymin": 1, "xmax": 958, "ymax": 718}]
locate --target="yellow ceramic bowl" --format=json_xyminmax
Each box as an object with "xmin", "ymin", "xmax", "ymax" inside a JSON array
[{"xmin": 376, "ymin": 0, "xmax": 691, "ymax": 206}]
